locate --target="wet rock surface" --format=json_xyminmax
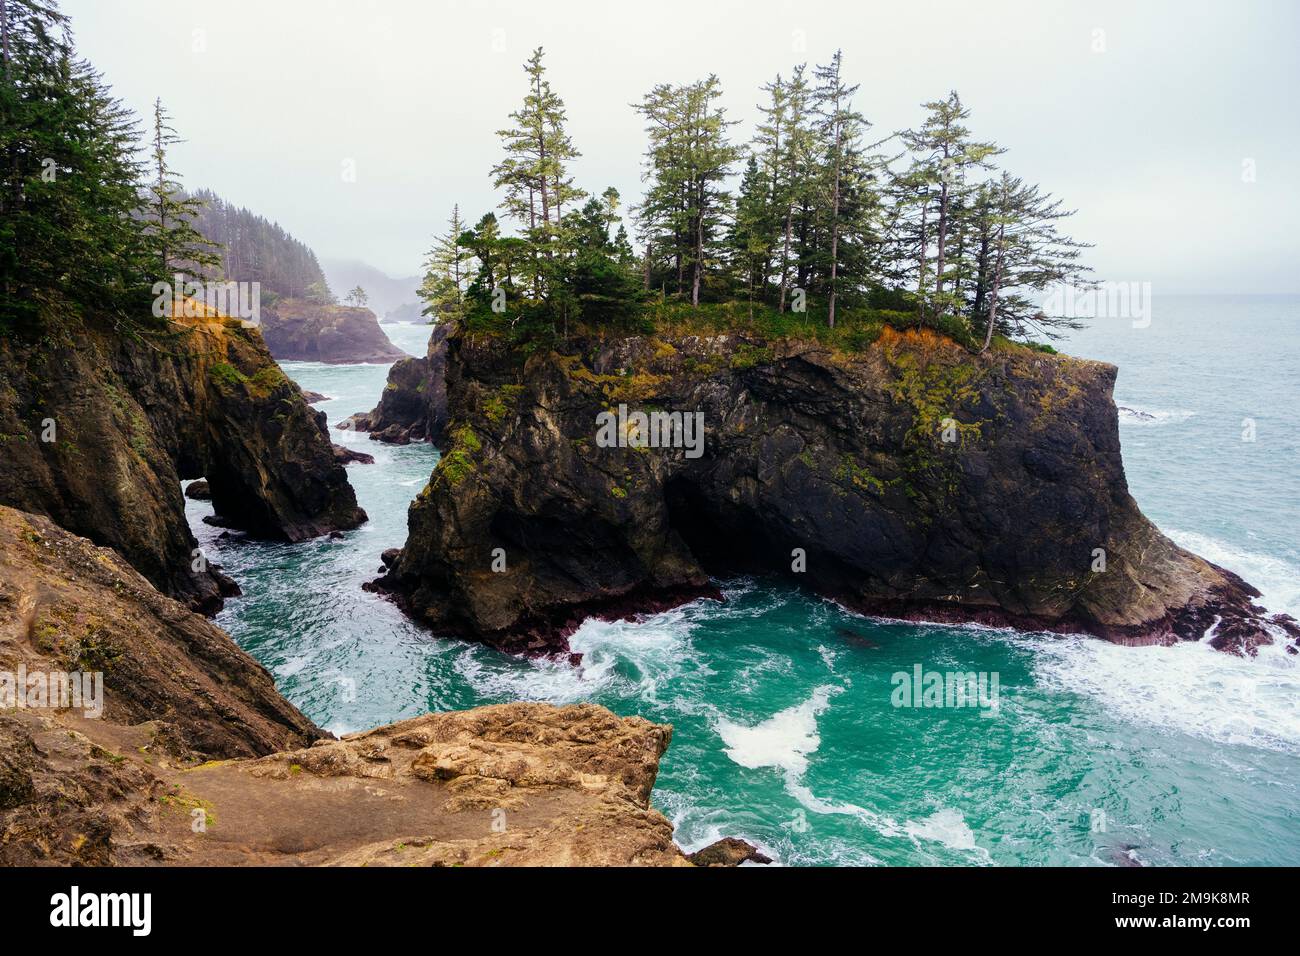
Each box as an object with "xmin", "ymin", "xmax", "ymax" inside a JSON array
[
  {"xmin": 341, "ymin": 320, "xmax": 450, "ymax": 447},
  {"xmin": 0, "ymin": 317, "xmax": 366, "ymax": 613},
  {"xmin": 372, "ymin": 324, "xmax": 1285, "ymax": 657},
  {"xmin": 259, "ymin": 299, "xmax": 407, "ymax": 364},
  {"xmin": 0, "ymin": 507, "xmax": 700, "ymax": 867}
]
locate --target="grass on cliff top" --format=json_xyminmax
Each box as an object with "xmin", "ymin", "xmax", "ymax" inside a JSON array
[{"xmin": 459, "ymin": 297, "xmax": 1057, "ymax": 358}]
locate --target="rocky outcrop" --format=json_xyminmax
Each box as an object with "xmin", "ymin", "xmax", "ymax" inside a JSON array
[
  {"xmin": 371, "ymin": 324, "xmax": 1290, "ymax": 657},
  {"xmin": 689, "ymin": 837, "xmax": 772, "ymax": 866},
  {"xmin": 259, "ymin": 298, "xmax": 407, "ymax": 364},
  {"xmin": 331, "ymin": 443, "xmax": 375, "ymax": 466},
  {"xmin": 339, "ymin": 320, "xmax": 450, "ymax": 446},
  {"xmin": 383, "ymin": 302, "xmax": 425, "ymax": 324},
  {"xmin": 0, "ymin": 314, "xmax": 366, "ymax": 613},
  {"xmin": 0, "ymin": 506, "xmax": 695, "ymax": 867},
  {"xmin": 0, "ymin": 507, "xmax": 322, "ymax": 760}
]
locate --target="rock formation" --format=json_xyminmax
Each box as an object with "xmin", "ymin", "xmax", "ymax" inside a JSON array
[
  {"xmin": 258, "ymin": 298, "xmax": 407, "ymax": 364},
  {"xmin": 339, "ymin": 320, "xmax": 450, "ymax": 446},
  {"xmin": 0, "ymin": 505, "xmax": 700, "ymax": 867},
  {"xmin": 371, "ymin": 323, "xmax": 1292, "ymax": 657},
  {"xmin": 0, "ymin": 314, "xmax": 366, "ymax": 614}
]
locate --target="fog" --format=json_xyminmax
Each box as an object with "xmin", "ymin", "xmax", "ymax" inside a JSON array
[{"xmin": 64, "ymin": 0, "xmax": 1300, "ymax": 292}]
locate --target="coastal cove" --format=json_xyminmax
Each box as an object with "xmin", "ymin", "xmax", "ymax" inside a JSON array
[{"xmin": 188, "ymin": 299, "xmax": 1300, "ymax": 867}]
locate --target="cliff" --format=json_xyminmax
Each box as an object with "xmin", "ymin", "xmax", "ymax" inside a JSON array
[
  {"xmin": 259, "ymin": 299, "xmax": 408, "ymax": 364},
  {"xmin": 371, "ymin": 323, "xmax": 1293, "ymax": 657},
  {"xmin": 0, "ymin": 312, "xmax": 366, "ymax": 613},
  {"xmin": 0, "ymin": 506, "xmax": 707, "ymax": 867},
  {"xmin": 339, "ymin": 320, "xmax": 450, "ymax": 446}
]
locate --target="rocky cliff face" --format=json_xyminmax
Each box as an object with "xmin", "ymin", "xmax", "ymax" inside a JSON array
[
  {"xmin": 372, "ymin": 324, "xmax": 1292, "ymax": 657},
  {"xmin": 339, "ymin": 320, "xmax": 450, "ymax": 446},
  {"xmin": 0, "ymin": 505, "xmax": 710, "ymax": 867},
  {"xmin": 259, "ymin": 299, "xmax": 407, "ymax": 364},
  {"xmin": 0, "ymin": 315, "xmax": 366, "ymax": 613}
]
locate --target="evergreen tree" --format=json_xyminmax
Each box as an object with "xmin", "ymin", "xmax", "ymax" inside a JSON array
[
  {"xmin": 144, "ymin": 98, "xmax": 217, "ymax": 284},
  {"xmin": 420, "ymin": 204, "xmax": 471, "ymax": 320},
  {"xmin": 972, "ymin": 172, "xmax": 1092, "ymax": 349},
  {"xmin": 568, "ymin": 192, "xmax": 645, "ymax": 325},
  {"xmin": 898, "ymin": 91, "xmax": 1001, "ymax": 315},
  {"xmin": 766, "ymin": 66, "xmax": 817, "ymax": 312},
  {"xmin": 633, "ymin": 75, "xmax": 738, "ymax": 306},
  {"xmin": 491, "ymin": 47, "xmax": 584, "ymax": 299},
  {"xmin": 189, "ymin": 188, "xmax": 332, "ymax": 302},
  {"xmin": 729, "ymin": 154, "xmax": 770, "ymax": 315},
  {"xmin": 812, "ymin": 51, "xmax": 868, "ymax": 327},
  {"xmin": 0, "ymin": 0, "xmax": 153, "ymax": 331}
]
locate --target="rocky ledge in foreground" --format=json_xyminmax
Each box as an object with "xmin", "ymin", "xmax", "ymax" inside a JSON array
[
  {"xmin": 371, "ymin": 322, "xmax": 1295, "ymax": 657},
  {"xmin": 339, "ymin": 320, "xmax": 450, "ymax": 446},
  {"xmin": 0, "ymin": 505, "xmax": 750, "ymax": 867},
  {"xmin": 0, "ymin": 311, "xmax": 366, "ymax": 613},
  {"xmin": 259, "ymin": 298, "xmax": 408, "ymax": 364}
]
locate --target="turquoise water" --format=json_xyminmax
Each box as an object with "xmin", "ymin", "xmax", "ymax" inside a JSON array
[{"xmin": 187, "ymin": 300, "xmax": 1300, "ymax": 866}]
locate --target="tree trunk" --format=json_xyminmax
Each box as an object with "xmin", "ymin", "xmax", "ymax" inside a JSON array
[
  {"xmin": 981, "ymin": 223, "xmax": 1006, "ymax": 353},
  {"xmin": 916, "ymin": 195, "xmax": 928, "ymax": 314},
  {"xmin": 0, "ymin": 0, "xmax": 11, "ymax": 78},
  {"xmin": 778, "ymin": 205, "xmax": 793, "ymax": 312},
  {"xmin": 827, "ymin": 117, "xmax": 842, "ymax": 329},
  {"xmin": 692, "ymin": 208, "xmax": 702, "ymax": 307},
  {"xmin": 935, "ymin": 158, "xmax": 950, "ymax": 299}
]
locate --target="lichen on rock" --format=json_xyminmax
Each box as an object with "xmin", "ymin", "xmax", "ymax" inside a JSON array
[{"xmin": 370, "ymin": 323, "xmax": 1289, "ymax": 657}]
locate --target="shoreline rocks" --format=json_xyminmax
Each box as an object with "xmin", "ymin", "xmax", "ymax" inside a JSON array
[
  {"xmin": 340, "ymin": 320, "xmax": 450, "ymax": 447},
  {"xmin": 0, "ymin": 506, "xmax": 714, "ymax": 868},
  {"xmin": 0, "ymin": 314, "xmax": 366, "ymax": 614},
  {"xmin": 370, "ymin": 324, "xmax": 1287, "ymax": 658},
  {"xmin": 259, "ymin": 299, "xmax": 407, "ymax": 364}
]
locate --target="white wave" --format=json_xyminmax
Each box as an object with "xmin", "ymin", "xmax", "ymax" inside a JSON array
[
  {"xmin": 1116, "ymin": 403, "xmax": 1195, "ymax": 427},
  {"xmin": 1028, "ymin": 631, "xmax": 1300, "ymax": 755},
  {"xmin": 1166, "ymin": 528, "xmax": 1300, "ymax": 618},
  {"xmin": 716, "ymin": 685, "xmax": 839, "ymax": 774},
  {"xmin": 453, "ymin": 608, "xmax": 696, "ymax": 705},
  {"xmin": 785, "ymin": 778, "xmax": 905, "ymax": 837},
  {"xmin": 903, "ymin": 808, "xmax": 991, "ymax": 863},
  {"xmin": 672, "ymin": 819, "xmax": 786, "ymax": 867}
]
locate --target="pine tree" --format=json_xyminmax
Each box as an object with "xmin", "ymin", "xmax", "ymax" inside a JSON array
[
  {"xmin": 729, "ymin": 154, "xmax": 769, "ymax": 315},
  {"xmin": 812, "ymin": 51, "xmax": 868, "ymax": 328},
  {"xmin": 1, "ymin": 0, "xmax": 153, "ymax": 330},
  {"xmin": 144, "ymin": 98, "xmax": 217, "ymax": 284},
  {"xmin": 420, "ymin": 204, "xmax": 471, "ymax": 320},
  {"xmin": 973, "ymin": 171, "xmax": 1092, "ymax": 349},
  {"xmin": 491, "ymin": 47, "xmax": 584, "ymax": 299},
  {"xmin": 633, "ymin": 75, "xmax": 738, "ymax": 306},
  {"xmin": 899, "ymin": 91, "xmax": 1001, "ymax": 316},
  {"xmin": 770, "ymin": 66, "xmax": 817, "ymax": 312}
]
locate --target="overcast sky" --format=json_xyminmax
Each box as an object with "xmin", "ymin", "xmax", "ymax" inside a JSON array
[{"xmin": 63, "ymin": 0, "xmax": 1299, "ymax": 291}]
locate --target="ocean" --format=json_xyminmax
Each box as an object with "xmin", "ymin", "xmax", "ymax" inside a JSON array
[{"xmin": 186, "ymin": 296, "xmax": 1300, "ymax": 866}]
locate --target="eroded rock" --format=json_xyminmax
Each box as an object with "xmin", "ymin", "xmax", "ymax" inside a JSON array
[
  {"xmin": 259, "ymin": 299, "xmax": 407, "ymax": 364},
  {"xmin": 372, "ymin": 325, "xmax": 1285, "ymax": 657},
  {"xmin": 0, "ymin": 317, "xmax": 366, "ymax": 612}
]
